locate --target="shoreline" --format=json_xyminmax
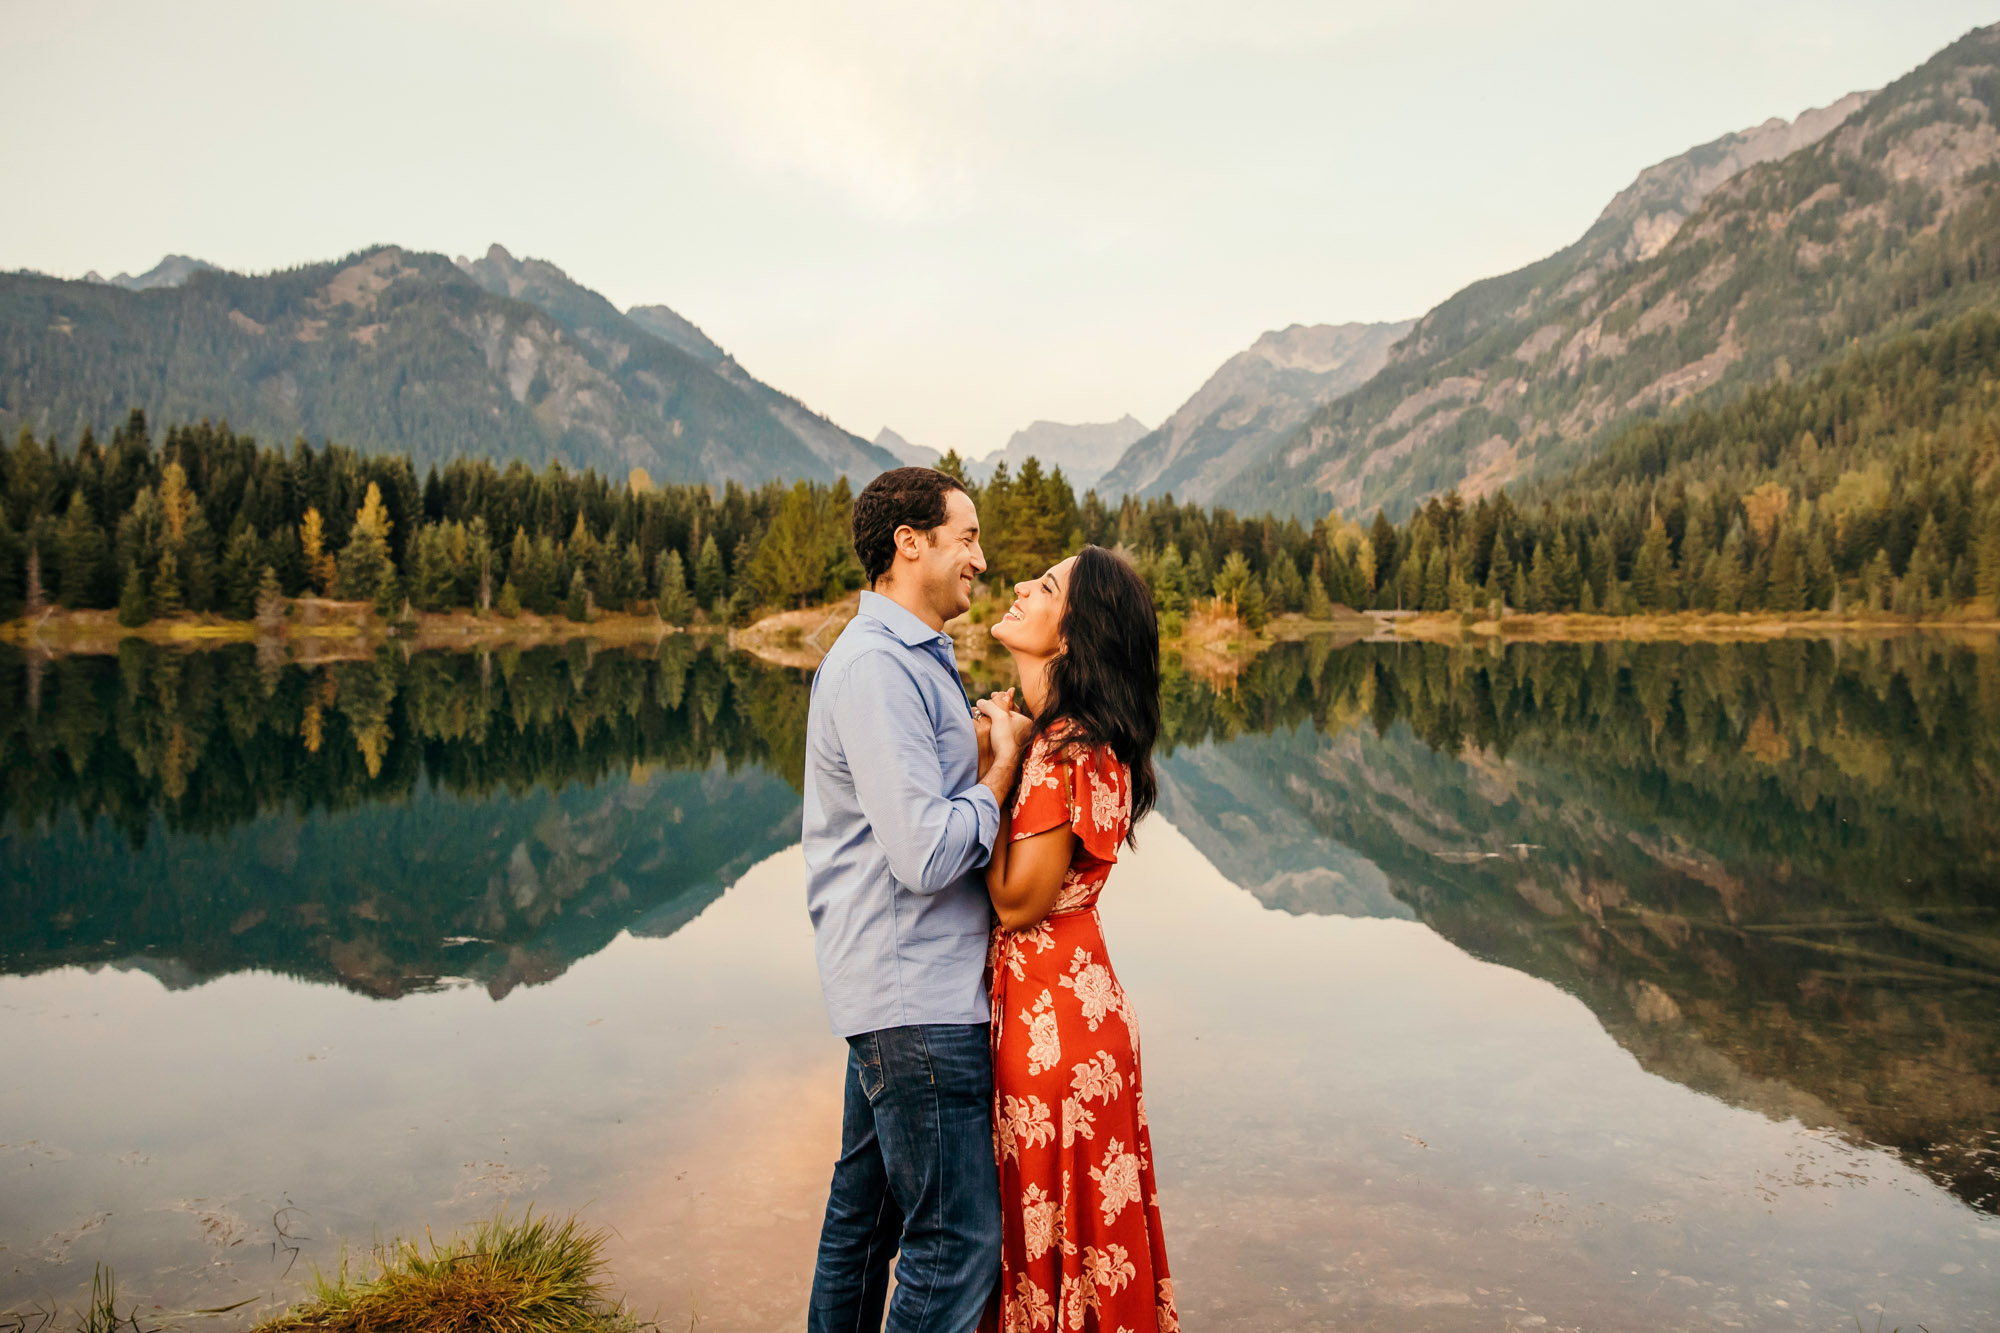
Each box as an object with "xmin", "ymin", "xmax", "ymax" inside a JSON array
[
  {"xmin": 5, "ymin": 600, "xmax": 1997, "ymax": 666},
  {"xmin": 1386, "ymin": 608, "xmax": 2000, "ymax": 643},
  {"xmin": 0, "ymin": 601, "xmax": 721, "ymax": 660}
]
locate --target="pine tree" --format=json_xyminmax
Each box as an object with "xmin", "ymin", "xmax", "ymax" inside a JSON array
[
  {"xmin": 117, "ymin": 559, "xmax": 149, "ymax": 627},
  {"xmin": 221, "ymin": 524, "xmax": 264, "ymax": 619},
  {"xmin": 469, "ymin": 517, "xmax": 495, "ymax": 613},
  {"xmin": 656, "ymin": 548, "xmax": 693, "ymax": 626},
  {"xmin": 1266, "ymin": 552, "xmax": 1306, "ymax": 614},
  {"xmin": 374, "ymin": 570, "xmax": 402, "ymax": 619},
  {"xmin": 1484, "ymin": 531, "xmax": 1513, "ymax": 608},
  {"xmin": 409, "ymin": 523, "xmax": 454, "ymax": 611},
  {"xmin": 1551, "ymin": 530, "xmax": 1580, "ymax": 609},
  {"xmin": 1421, "ymin": 545, "xmax": 1448, "ymax": 611},
  {"xmin": 617, "ymin": 541, "xmax": 645, "ymax": 613},
  {"xmin": 1977, "ymin": 499, "xmax": 2000, "ymax": 613},
  {"xmin": 1305, "ymin": 569, "xmax": 1332, "ymax": 620},
  {"xmin": 1861, "ymin": 549, "xmax": 1892, "ymax": 610},
  {"xmin": 566, "ymin": 566, "xmax": 591, "ymax": 621},
  {"xmin": 1369, "ymin": 511, "xmax": 1398, "ymax": 594},
  {"xmin": 56, "ymin": 489, "xmax": 109, "ymax": 609},
  {"xmin": 1907, "ymin": 514, "xmax": 1948, "ymax": 610},
  {"xmin": 694, "ymin": 534, "xmax": 727, "ymax": 610},
  {"xmin": 1712, "ymin": 526, "xmax": 1748, "ymax": 612},
  {"xmin": 1212, "ymin": 549, "xmax": 1255, "ymax": 609},
  {"xmin": 0, "ymin": 513, "xmax": 22, "ymax": 621},
  {"xmin": 1151, "ymin": 543, "xmax": 1188, "ymax": 616},
  {"xmin": 254, "ymin": 565, "xmax": 286, "ymax": 630},
  {"xmin": 1236, "ymin": 571, "xmax": 1268, "ymax": 631},
  {"xmin": 1588, "ymin": 529, "xmax": 1618, "ymax": 608},
  {"xmin": 748, "ymin": 480, "xmax": 836, "ymax": 608},
  {"xmin": 152, "ymin": 547, "xmax": 182, "ymax": 617},
  {"xmin": 528, "ymin": 533, "xmax": 562, "ymax": 615},
  {"xmin": 506, "ymin": 526, "xmax": 534, "ymax": 603},
  {"xmin": 1768, "ymin": 526, "xmax": 1807, "ymax": 612},
  {"xmin": 1527, "ymin": 541, "xmax": 1554, "ymax": 613},
  {"xmin": 336, "ymin": 482, "xmax": 396, "ymax": 608},
  {"xmin": 1631, "ymin": 514, "xmax": 1674, "ymax": 611},
  {"xmin": 1805, "ymin": 526, "xmax": 1836, "ymax": 610},
  {"xmin": 497, "ymin": 578, "xmax": 522, "ymax": 618},
  {"xmin": 300, "ymin": 507, "xmax": 336, "ymax": 594}
]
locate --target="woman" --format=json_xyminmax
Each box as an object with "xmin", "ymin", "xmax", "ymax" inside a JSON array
[{"xmin": 973, "ymin": 545, "xmax": 1178, "ymax": 1333}]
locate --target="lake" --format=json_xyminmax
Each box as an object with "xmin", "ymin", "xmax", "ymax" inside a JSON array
[{"xmin": 2, "ymin": 635, "xmax": 1997, "ymax": 1331}]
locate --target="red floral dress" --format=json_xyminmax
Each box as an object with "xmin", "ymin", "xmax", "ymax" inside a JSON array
[{"xmin": 984, "ymin": 729, "xmax": 1178, "ymax": 1333}]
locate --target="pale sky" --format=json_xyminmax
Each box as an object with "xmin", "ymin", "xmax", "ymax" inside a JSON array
[{"xmin": 3, "ymin": 1, "xmax": 1991, "ymax": 456}]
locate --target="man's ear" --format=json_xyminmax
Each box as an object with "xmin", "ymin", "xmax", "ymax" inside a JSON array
[{"xmin": 891, "ymin": 524, "xmax": 924, "ymax": 562}]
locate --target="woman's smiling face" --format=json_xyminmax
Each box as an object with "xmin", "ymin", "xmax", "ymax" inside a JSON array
[{"xmin": 991, "ymin": 556, "xmax": 1075, "ymax": 658}]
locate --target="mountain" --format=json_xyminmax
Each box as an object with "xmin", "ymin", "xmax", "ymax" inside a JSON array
[
  {"xmin": 1100, "ymin": 322, "xmax": 1411, "ymax": 504},
  {"xmin": 874, "ymin": 426, "xmax": 943, "ymax": 468},
  {"xmin": 82, "ymin": 254, "xmax": 217, "ymax": 291},
  {"xmin": 624, "ymin": 302, "xmax": 728, "ymax": 362},
  {"xmin": 1155, "ymin": 734, "xmax": 1409, "ymax": 919},
  {"xmin": 985, "ymin": 415, "xmax": 1148, "ymax": 494},
  {"xmin": 0, "ymin": 244, "xmax": 889, "ymax": 488},
  {"xmin": 1220, "ymin": 25, "xmax": 2000, "ymax": 520},
  {"xmin": 456, "ymin": 245, "xmax": 899, "ymax": 482}
]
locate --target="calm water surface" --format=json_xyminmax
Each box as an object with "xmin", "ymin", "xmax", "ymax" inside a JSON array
[{"xmin": 2, "ymin": 636, "xmax": 1997, "ymax": 1331}]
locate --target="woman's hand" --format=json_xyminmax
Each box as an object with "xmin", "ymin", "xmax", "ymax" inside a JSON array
[{"xmin": 975, "ymin": 695, "xmax": 1033, "ymax": 759}]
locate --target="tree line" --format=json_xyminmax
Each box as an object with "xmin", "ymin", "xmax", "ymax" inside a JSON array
[
  {"xmin": 4, "ymin": 308, "xmax": 1999, "ymax": 638},
  {"xmin": 1336, "ymin": 307, "xmax": 2000, "ymax": 620}
]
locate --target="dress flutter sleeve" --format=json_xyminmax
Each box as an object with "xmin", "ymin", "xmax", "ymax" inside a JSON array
[{"xmin": 1011, "ymin": 733, "xmax": 1128, "ymax": 863}]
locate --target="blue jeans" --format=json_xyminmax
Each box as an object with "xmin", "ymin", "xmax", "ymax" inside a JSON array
[{"xmin": 807, "ymin": 1023, "xmax": 1001, "ymax": 1333}]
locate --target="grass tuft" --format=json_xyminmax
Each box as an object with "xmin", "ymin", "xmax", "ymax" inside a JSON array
[{"xmin": 253, "ymin": 1210, "xmax": 648, "ymax": 1333}]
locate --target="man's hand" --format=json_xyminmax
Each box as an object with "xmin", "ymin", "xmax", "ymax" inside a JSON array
[
  {"xmin": 975, "ymin": 711, "xmax": 994, "ymax": 773},
  {"xmin": 975, "ymin": 693, "xmax": 1033, "ymax": 810}
]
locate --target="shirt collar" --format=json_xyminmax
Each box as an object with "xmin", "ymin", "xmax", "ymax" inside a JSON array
[{"xmin": 857, "ymin": 590, "xmax": 953, "ymax": 648}]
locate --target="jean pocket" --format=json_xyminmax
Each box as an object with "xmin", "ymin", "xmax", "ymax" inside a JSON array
[{"xmin": 853, "ymin": 1033, "xmax": 886, "ymax": 1103}]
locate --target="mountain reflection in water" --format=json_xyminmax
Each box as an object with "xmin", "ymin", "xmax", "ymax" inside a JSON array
[{"xmin": 2, "ymin": 633, "xmax": 1997, "ymax": 1226}]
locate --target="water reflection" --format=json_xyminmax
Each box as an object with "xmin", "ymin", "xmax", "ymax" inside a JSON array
[
  {"xmin": 1151, "ymin": 638, "xmax": 2000, "ymax": 1214},
  {"xmin": 0, "ymin": 641, "xmax": 808, "ymax": 996},
  {"xmin": 3, "ymin": 635, "xmax": 1999, "ymax": 1326}
]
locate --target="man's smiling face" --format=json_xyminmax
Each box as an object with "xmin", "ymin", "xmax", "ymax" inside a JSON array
[{"xmin": 912, "ymin": 488, "xmax": 986, "ymax": 624}]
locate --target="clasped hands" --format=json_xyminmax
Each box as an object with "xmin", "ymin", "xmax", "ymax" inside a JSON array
[{"xmin": 974, "ymin": 688, "xmax": 1033, "ymax": 782}]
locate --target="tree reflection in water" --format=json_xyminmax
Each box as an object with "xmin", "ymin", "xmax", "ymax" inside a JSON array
[{"xmin": 2, "ymin": 634, "xmax": 1996, "ymax": 1210}]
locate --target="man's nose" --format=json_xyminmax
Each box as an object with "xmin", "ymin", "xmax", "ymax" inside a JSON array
[{"xmin": 970, "ymin": 545, "xmax": 987, "ymax": 574}]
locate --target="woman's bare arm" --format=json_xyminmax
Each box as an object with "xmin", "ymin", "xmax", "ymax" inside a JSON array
[{"xmin": 986, "ymin": 779, "xmax": 1076, "ymax": 933}]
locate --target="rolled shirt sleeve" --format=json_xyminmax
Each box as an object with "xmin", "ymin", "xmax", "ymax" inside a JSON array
[{"xmin": 833, "ymin": 651, "xmax": 1000, "ymax": 894}]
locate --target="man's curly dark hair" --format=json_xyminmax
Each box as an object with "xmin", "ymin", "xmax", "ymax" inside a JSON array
[{"xmin": 851, "ymin": 467, "xmax": 967, "ymax": 585}]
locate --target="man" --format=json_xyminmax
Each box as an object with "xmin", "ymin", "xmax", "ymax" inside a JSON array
[{"xmin": 804, "ymin": 466, "xmax": 1030, "ymax": 1333}]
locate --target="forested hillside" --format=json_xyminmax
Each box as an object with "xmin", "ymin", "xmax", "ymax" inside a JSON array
[
  {"xmin": 1350, "ymin": 308, "xmax": 2000, "ymax": 617},
  {"xmin": 0, "ymin": 245, "xmax": 887, "ymax": 489},
  {"xmin": 1223, "ymin": 24, "xmax": 2000, "ymax": 520}
]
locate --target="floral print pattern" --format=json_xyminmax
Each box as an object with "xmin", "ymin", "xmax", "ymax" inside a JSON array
[{"xmin": 984, "ymin": 731, "xmax": 1175, "ymax": 1333}]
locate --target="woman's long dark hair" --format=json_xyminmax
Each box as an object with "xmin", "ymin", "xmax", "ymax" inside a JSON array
[{"xmin": 1028, "ymin": 545, "xmax": 1160, "ymax": 842}]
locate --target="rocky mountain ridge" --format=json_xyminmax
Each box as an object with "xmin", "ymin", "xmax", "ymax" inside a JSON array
[
  {"xmin": 455, "ymin": 244, "xmax": 898, "ymax": 482},
  {"xmin": 984, "ymin": 414, "xmax": 1148, "ymax": 493},
  {"xmin": 0, "ymin": 244, "xmax": 891, "ymax": 487},
  {"xmin": 82, "ymin": 254, "xmax": 216, "ymax": 291},
  {"xmin": 1218, "ymin": 24, "xmax": 2000, "ymax": 520},
  {"xmin": 1100, "ymin": 321, "xmax": 1412, "ymax": 503}
]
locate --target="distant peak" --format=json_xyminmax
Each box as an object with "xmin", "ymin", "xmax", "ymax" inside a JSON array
[
  {"xmin": 626, "ymin": 303, "xmax": 726, "ymax": 364},
  {"xmin": 98, "ymin": 254, "xmax": 217, "ymax": 291}
]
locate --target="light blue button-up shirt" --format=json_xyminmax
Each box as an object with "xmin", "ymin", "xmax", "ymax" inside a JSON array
[{"xmin": 803, "ymin": 591, "xmax": 1001, "ymax": 1038}]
